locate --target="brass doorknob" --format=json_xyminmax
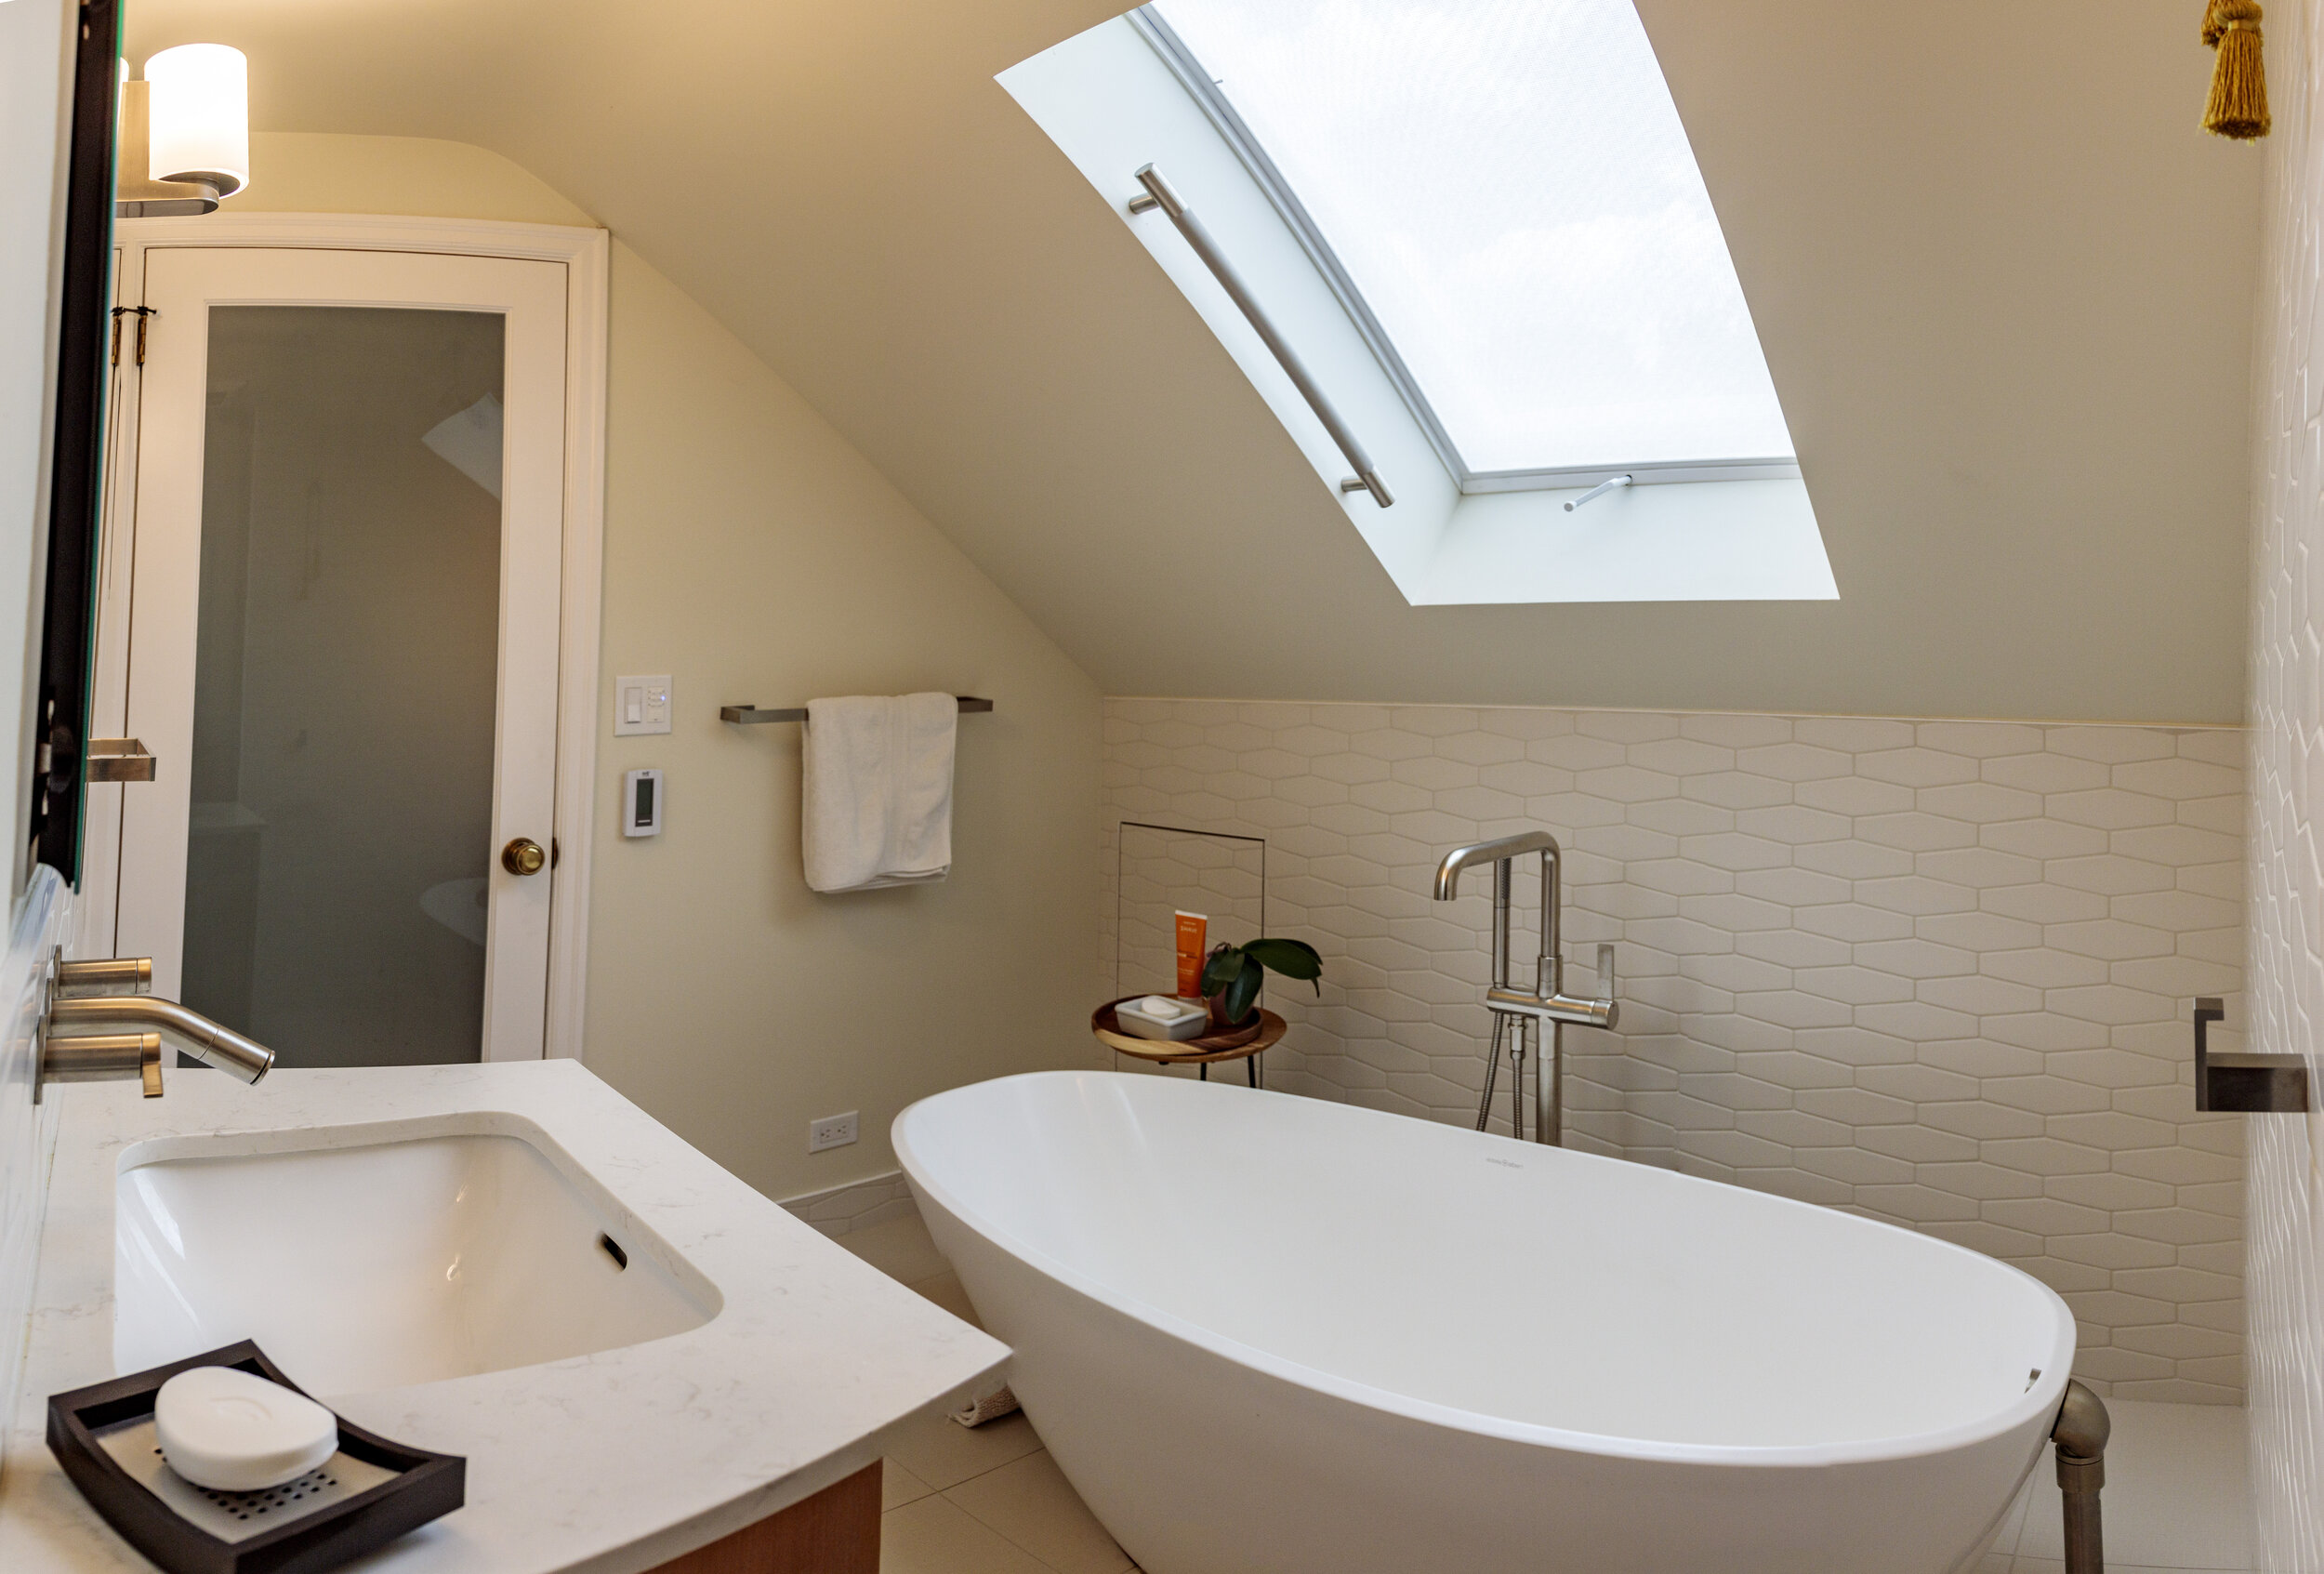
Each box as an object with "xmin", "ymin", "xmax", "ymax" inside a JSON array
[{"xmin": 501, "ymin": 837, "xmax": 548, "ymax": 877}]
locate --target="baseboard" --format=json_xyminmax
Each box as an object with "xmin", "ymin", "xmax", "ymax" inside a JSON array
[{"xmin": 780, "ymin": 1170, "xmax": 918, "ymax": 1238}]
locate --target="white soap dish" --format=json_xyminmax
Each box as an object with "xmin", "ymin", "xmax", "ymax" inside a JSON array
[
  {"xmin": 46, "ymin": 1341, "xmax": 464, "ymax": 1574},
  {"xmin": 1114, "ymin": 995, "xmax": 1211, "ymax": 1041}
]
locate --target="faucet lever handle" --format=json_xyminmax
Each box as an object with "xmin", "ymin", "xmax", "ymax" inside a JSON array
[
  {"xmin": 56, "ymin": 957, "xmax": 152, "ymax": 997},
  {"xmin": 38, "ymin": 1031, "xmax": 162, "ymax": 1103}
]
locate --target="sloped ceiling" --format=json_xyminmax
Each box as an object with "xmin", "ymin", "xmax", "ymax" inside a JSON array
[{"xmin": 125, "ymin": 0, "xmax": 2261, "ymax": 722}]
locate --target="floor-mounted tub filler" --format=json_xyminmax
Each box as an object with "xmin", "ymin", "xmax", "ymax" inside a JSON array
[{"xmin": 896, "ymin": 1071, "xmax": 2094, "ymax": 1574}]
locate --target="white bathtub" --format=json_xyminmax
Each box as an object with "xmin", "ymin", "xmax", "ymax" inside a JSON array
[{"xmin": 895, "ymin": 1071, "xmax": 2076, "ymax": 1574}]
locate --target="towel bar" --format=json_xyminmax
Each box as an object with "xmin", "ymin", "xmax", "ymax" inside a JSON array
[
  {"xmin": 2193, "ymin": 997, "xmax": 2308, "ymax": 1112},
  {"xmin": 720, "ymin": 696, "xmax": 994, "ymax": 725}
]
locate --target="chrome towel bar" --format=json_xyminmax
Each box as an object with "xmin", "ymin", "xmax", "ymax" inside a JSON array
[
  {"xmin": 720, "ymin": 696, "xmax": 994, "ymax": 725},
  {"xmin": 87, "ymin": 736, "xmax": 157, "ymax": 782},
  {"xmin": 1127, "ymin": 164, "xmax": 1393, "ymax": 509}
]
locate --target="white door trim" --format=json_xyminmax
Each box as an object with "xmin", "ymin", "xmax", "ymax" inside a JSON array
[{"xmin": 105, "ymin": 212, "xmax": 607, "ymax": 1062}]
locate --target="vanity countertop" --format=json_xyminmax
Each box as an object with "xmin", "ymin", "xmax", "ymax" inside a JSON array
[{"xmin": 0, "ymin": 1060, "xmax": 1010, "ymax": 1574}]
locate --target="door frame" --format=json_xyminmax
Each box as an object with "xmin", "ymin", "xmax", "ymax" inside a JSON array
[{"xmin": 85, "ymin": 212, "xmax": 608, "ymax": 1061}]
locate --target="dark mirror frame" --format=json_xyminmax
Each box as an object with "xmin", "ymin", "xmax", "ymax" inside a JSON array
[{"xmin": 34, "ymin": 0, "xmax": 123, "ymax": 881}]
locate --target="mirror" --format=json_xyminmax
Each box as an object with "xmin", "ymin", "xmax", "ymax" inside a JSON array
[{"xmin": 32, "ymin": 0, "xmax": 124, "ymax": 880}]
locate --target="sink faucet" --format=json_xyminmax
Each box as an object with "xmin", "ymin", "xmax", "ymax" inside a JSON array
[
  {"xmin": 35, "ymin": 952, "xmax": 275, "ymax": 1102},
  {"xmin": 1433, "ymin": 832, "xmax": 1618, "ymax": 1144}
]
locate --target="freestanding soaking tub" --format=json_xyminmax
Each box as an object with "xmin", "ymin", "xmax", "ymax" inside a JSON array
[{"xmin": 894, "ymin": 1071, "xmax": 2076, "ymax": 1574}]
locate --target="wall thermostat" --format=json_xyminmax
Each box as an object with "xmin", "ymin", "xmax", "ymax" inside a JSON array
[{"xmin": 623, "ymin": 769, "xmax": 663, "ymax": 838}]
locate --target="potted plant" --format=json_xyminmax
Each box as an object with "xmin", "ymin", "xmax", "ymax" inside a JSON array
[{"xmin": 1199, "ymin": 937, "xmax": 1323, "ymax": 1030}]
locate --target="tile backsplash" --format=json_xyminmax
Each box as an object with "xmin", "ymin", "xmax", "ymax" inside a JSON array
[
  {"xmin": 1102, "ymin": 699, "xmax": 2247, "ymax": 1403},
  {"xmin": 2245, "ymin": 0, "xmax": 2324, "ymax": 1554},
  {"xmin": 0, "ymin": 867, "xmax": 69, "ymax": 1478}
]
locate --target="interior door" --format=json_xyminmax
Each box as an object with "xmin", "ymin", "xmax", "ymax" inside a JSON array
[{"xmin": 108, "ymin": 245, "xmax": 567, "ymax": 1065}]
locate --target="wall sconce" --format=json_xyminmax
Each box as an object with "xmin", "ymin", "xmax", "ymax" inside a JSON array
[{"xmin": 116, "ymin": 44, "xmax": 250, "ymax": 218}]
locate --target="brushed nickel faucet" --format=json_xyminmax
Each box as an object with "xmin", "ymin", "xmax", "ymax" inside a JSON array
[
  {"xmin": 1433, "ymin": 832, "xmax": 1618, "ymax": 1144},
  {"xmin": 34, "ymin": 952, "xmax": 274, "ymax": 1102}
]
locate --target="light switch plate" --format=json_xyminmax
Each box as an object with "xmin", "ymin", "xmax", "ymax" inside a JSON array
[{"xmin": 614, "ymin": 674, "xmax": 672, "ymax": 735}]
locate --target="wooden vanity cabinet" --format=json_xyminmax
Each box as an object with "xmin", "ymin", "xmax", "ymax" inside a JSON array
[{"xmin": 646, "ymin": 1461, "xmax": 878, "ymax": 1574}]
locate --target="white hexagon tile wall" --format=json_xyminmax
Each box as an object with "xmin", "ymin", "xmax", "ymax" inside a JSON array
[
  {"xmin": 2244, "ymin": 0, "xmax": 2324, "ymax": 1559},
  {"xmin": 1099, "ymin": 700, "xmax": 2247, "ymax": 1404}
]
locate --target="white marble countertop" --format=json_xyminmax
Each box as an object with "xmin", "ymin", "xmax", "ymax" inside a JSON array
[{"xmin": 0, "ymin": 1061, "xmax": 1009, "ymax": 1574}]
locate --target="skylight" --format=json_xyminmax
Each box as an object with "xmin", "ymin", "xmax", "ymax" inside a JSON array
[{"xmin": 1142, "ymin": 0, "xmax": 1796, "ymax": 480}]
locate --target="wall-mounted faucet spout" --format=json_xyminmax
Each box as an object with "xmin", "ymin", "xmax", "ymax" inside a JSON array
[
  {"xmin": 34, "ymin": 952, "xmax": 275, "ymax": 1101},
  {"xmin": 1431, "ymin": 832, "xmax": 1618, "ymax": 1144},
  {"xmin": 49, "ymin": 994, "xmax": 273, "ymax": 1082}
]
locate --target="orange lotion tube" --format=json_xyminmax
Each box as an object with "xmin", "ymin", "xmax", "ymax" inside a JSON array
[{"xmin": 1174, "ymin": 911, "xmax": 1209, "ymax": 999}]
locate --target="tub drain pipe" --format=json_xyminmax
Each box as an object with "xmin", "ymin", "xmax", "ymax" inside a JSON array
[{"xmin": 2053, "ymin": 1379, "xmax": 2110, "ymax": 1574}]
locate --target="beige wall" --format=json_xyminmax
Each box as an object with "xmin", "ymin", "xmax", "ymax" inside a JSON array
[
  {"xmin": 235, "ymin": 134, "xmax": 1103, "ymax": 1198},
  {"xmin": 126, "ymin": 0, "xmax": 2260, "ymax": 723},
  {"xmin": 235, "ymin": 134, "xmax": 600, "ymax": 227}
]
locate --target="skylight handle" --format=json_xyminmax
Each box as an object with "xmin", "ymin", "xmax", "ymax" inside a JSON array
[
  {"xmin": 1563, "ymin": 475, "xmax": 1632, "ymax": 512},
  {"xmin": 1128, "ymin": 164, "xmax": 1393, "ymax": 509}
]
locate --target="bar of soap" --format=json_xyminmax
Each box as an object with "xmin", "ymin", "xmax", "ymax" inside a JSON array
[{"xmin": 154, "ymin": 1366, "xmax": 338, "ymax": 1491}]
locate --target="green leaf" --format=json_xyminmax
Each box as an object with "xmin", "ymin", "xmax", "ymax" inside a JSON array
[
  {"xmin": 1222, "ymin": 959, "xmax": 1262, "ymax": 1024},
  {"xmin": 1241, "ymin": 938, "xmax": 1316, "ymax": 973},
  {"xmin": 1199, "ymin": 946, "xmax": 1244, "ymax": 997},
  {"xmin": 1243, "ymin": 937, "xmax": 1322, "ymax": 985}
]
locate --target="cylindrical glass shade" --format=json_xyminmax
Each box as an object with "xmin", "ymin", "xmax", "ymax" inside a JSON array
[{"xmin": 144, "ymin": 44, "xmax": 249, "ymax": 197}]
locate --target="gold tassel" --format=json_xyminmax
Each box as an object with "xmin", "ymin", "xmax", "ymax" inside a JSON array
[{"xmin": 2203, "ymin": 0, "xmax": 2271, "ymax": 139}]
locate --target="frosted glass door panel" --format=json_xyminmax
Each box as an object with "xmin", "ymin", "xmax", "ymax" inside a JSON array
[{"xmin": 181, "ymin": 306, "xmax": 503, "ymax": 1066}]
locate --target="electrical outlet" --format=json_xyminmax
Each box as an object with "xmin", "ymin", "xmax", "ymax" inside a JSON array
[{"xmin": 808, "ymin": 1111, "xmax": 859, "ymax": 1153}]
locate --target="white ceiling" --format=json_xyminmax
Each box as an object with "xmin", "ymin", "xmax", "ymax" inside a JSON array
[{"xmin": 125, "ymin": 0, "xmax": 2264, "ymax": 722}]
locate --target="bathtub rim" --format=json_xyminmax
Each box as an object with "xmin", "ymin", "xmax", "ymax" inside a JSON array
[{"xmin": 894, "ymin": 1069, "xmax": 2078, "ymax": 1472}]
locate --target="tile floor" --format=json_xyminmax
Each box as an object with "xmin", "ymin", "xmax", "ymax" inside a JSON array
[
  {"xmin": 1978, "ymin": 1395, "xmax": 2252, "ymax": 1572},
  {"xmin": 842, "ymin": 1214, "xmax": 2254, "ymax": 1574},
  {"xmin": 840, "ymin": 1216, "xmax": 1137, "ymax": 1574}
]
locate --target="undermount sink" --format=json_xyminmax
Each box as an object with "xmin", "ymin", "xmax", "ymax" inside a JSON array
[
  {"xmin": 8, "ymin": 1061, "xmax": 1009, "ymax": 1574},
  {"xmin": 112, "ymin": 1117, "xmax": 722, "ymax": 1398}
]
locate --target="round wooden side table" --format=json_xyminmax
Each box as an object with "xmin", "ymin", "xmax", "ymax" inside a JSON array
[{"xmin": 1090, "ymin": 999, "xmax": 1286, "ymax": 1089}]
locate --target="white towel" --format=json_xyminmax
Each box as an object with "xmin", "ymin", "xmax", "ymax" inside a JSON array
[
  {"xmin": 801, "ymin": 694, "xmax": 957, "ymax": 893},
  {"xmin": 950, "ymin": 1385, "xmax": 1020, "ymax": 1428}
]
